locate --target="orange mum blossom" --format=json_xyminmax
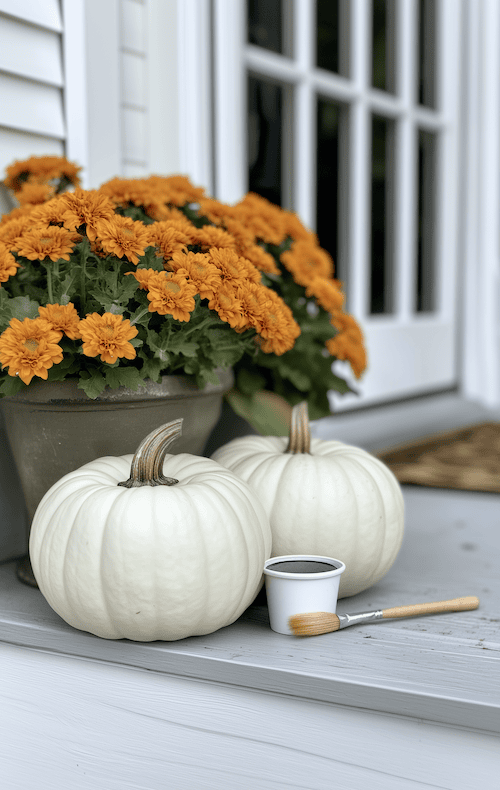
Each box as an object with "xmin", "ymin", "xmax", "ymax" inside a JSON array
[
  {"xmin": 281, "ymin": 240, "xmax": 334, "ymax": 286},
  {"xmin": 190, "ymin": 225, "xmax": 238, "ymax": 250},
  {"xmin": 29, "ymin": 195, "xmax": 71, "ymax": 229},
  {"xmin": 0, "ymin": 243, "xmax": 20, "ymax": 282},
  {"xmin": 146, "ymin": 222, "xmax": 192, "ymax": 259},
  {"xmin": 95, "ymin": 215, "xmax": 150, "ymax": 265},
  {"xmin": 127, "ymin": 267, "xmax": 160, "ymax": 291},
  {"xmin": 235, "ymin": 281, "xmax": 273, "ymax": 333},
  {"xmin": 207, "ymin": 247, "xmax": 260, "ymax": 285},
  {"xmin": 0, "ymin": 206, "xmax": 34, "ymax": 226},
  {"xmin": 305, "ymin": 276, "xmax": 345, "ymax": 313},
  {"xmin": 146, "ymin": 174, "xmax": 205, "ymax": 206},
  {"xmin": 0, "ymin": 216, "xmax": 33, "ymax": 249},
  {"xmin": 282, "ymin": 210, "xmax": 317, "ymax": 243},
  {"xmin": 16, "ymin": 182, "xmax": 56, "ymax": 206},
  {"xmin": 98, "ymin": 178, "xmax": 167, "ymax": 220},
  {"xmin": 208, "ymin": 281, "xmax": 246, "ymax": 329},
  {"xmin": 15, "ymin": 225, "xmax": 75, "ymax": 262},
  {"xmin": 219, "ymin": 216, "xmax": 256, "ymax": 250},
  {"xmin": 0, "ymin": 317, "xmax": 63, "ymax": 385},
  {"xmin": 3, "ymin": 155, "xmax": 81, "ymax": 192},
  {"xmin": 79, "ymin": 312, "xmax": 138, "ymax": 364},
  {"xmin": 59, "ymin": 189, "xmax": 116, "ymax": 241},
  {"xmin": 169, "ymin": 251, "xmax": 222, "ymax": 299},
  {"xmin": 146, "ymin": 271, "xmax": 197, "ymax": 321},
  {"xmin": 38, "ymin": 303, "xmax": 81, "ymax": 339},
  {"xmin": 327, "ymin": 311, "xmax": 368, "ymax": 379},
  {"xmin": 240, "ymin": 243, "xmax": 280, "ymax": 275}
]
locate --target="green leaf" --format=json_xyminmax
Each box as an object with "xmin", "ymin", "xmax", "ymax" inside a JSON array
[
  {"xmin": 8, "ymin": 296, "xmax": 40, "ymax": 321},
  {"xmin": 104, "ymin": 366, "xmax": 143, "ymax": 391},
  {"xmin": 77, "ymin": 370, "xmax": 106, "ymax": 399},
  {"xmin": 226, "ymin": 389, "xmax": 292, "ymax": 436},
  {"xmin": 0, "ymin": 374, "xmax": 26, "ymax": 397},
  {"xmin": 167, "ymin": 335, "xmax": 199, "ymax": 357},
  {"xmin": 235, "ymin": 368, "xmax": 267, "ymax": 397},
  {"xmin": 276, "ymin": 362, "xmax": 311, "ymax": 392},
  {"xmin": 140, "ymin": 357, "xmax": 163, "ymax": 383}
]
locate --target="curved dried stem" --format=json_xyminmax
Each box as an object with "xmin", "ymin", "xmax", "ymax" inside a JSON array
[
  {"xmin": 118, "ymin": 418, "xmax": 183, "ymax": 487},
  {"xmin": 285, "ymin": 401, "xmax": 311, "ymax": 454}
]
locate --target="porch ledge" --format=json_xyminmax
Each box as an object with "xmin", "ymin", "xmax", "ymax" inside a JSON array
[{"xmin": 0, "ymin": 484, "xmax": 499, "ymax": 735}]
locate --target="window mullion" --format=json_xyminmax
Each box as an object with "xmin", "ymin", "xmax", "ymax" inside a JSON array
[
  {"xmin": 293, "ymin": 0, "xmax": 315, "ymax": 228},
  {"xmin": 348, "ymin": 0, "xmax": 371, "ymax": 318},
  {"xmin": 394, "ymin": 0, "xmax": 417, "ymax": 320},
  {"xmin": 212, "ymin": 0, "xmax": 246, "ymax": 202}
]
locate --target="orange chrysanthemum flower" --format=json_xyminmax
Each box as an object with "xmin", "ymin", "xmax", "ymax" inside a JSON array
[
  {"xmin": 208, "ymin": 281, "xmax": 245, "ymax": 328},
  {"xmin": 169, "ymin": 251, "xmax": 222, "ymax": 299},
  {"xmin": 128, "ymin": 267, "xmax": 159, "ymax": 290},
  {"xmin": 0, "ymin": 242, "xmax": 20, "ymax": 282},
  {"xmin": 283, "ymin": 210, "xmax": 317, "ymax": 243},
  {"xmin": 29, "ymin": 195, "xmax": 69, "ymax": 228},
  {"xmin": 146, "ymin": 174, "xmax": 205, "ymax": 206},
  {"xmin": 207, "ymin": 247, "xmax": 261, "ymax": 285},
  {"xmin": 16, "ymin": 182, "xmax": 55, "ymax": 206},
  {"xmin": 0, "ymin": 206, "xmax": 37, "ymax": 233},
  {"xmin": 0, "ymin": 217, "xmax": 31, "ymax": 250},
  {"xmin": 15, "ymin": 225, "xmax": 75, "ymax": 262},
  {"xmin": 146, "ymin": 272, "xmax": 197, "ymax": 321},
  {"xmin": 4, "ymin": 155, "xmax": 81, "ymax": 192},
  {"xmin": 327, "ymin": 311, "xmax": 367, "ymax": 378},
  {"xmin": 233, "ymin": 193, "xmax": 287, "ymax": 245},
  {"xmin": 190, "ymin": 225, "xmax": 237, "ymax": 250},
  {"xmin": 256, "ymin": 290, "xmax": 301, "ymax": 356},
  {"xmin": 305, "ymin": 276, "xmax": 345, "ymax": 313},
  {"xmin": 197, "ymin": 198, "xmax": 234, "ymax": 223},
  {"xmin": 235, "ymin": 281, "xmax": 273, "ymax": 332},
  {"xmin": 146, "ymin": 221, "xmax": 192, "ymax": 260},
  {"xmin": 281, "ymin": 240, "xmax": 334, "ymax": 285},
  {"xmin": 38, "ymin": 303, "xmax": 81, "ymax": 339},
  {"xmin": 79, "ymin": 312, "xmax": 138, "ymax": 364},
  {"xmin": 95, "ymin": 215, "xmax": 150, "ymax": 264},
  {"xmin": 60, "ymin": 189, "xmax": 116, "ymax": 241},
  {"xmin": 241, "ymin": 243, "xmax": 280, "ymax": 275},
  {"xmin": 0, "ymin": 317, "xmax": 63, "ymax": 385}
]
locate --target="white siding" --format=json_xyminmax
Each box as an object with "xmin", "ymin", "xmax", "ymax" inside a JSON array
[{"xmin": 120, "ymin": 0, "xmax": 148, "ymax": 177}]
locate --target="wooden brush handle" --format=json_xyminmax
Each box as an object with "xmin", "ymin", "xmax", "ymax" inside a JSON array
[{"xmin": 382, "ymin": 596, "xmax": 479, "ymax": 620}]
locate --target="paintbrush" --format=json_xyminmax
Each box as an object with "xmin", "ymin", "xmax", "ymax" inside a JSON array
[{"xmin": 288, "ymin": 596, "xmax": 480, "ymax": 636}]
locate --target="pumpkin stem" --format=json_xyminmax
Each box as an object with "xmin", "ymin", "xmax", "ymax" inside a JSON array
[
  {"xmin": 285, "ymin": 401, "xmax": 311, "ymax": 454},
  {"xmin": 117, "ymin": 419, "xmax": 183, "ymax": 487}
]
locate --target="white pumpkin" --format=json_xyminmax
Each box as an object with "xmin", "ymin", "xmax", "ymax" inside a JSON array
[
  {"xmin": 30, "ymin": 419, "xmax": 272, "ymax": 641},
  {"xmin": 212, "ymin": 402, "xmax": 404, "ymax": 598}
]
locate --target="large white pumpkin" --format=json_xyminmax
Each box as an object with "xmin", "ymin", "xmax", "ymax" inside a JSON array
[
  {"xmin": 30, "ymin": 419, "xmax": 272, "ymax": 641},
  {"xmin": 212, "ymin": 402, "xmax": 404, "ymax": 598}
]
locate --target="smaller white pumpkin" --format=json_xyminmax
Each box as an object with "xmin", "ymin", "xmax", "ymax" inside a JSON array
[
  {"xmin": 212, "ymin": 402, "xmax": 404, "ymax": 598},
  {"xmin": 30, "ymin": 419, "xmax": 272, "ymax": 641}
]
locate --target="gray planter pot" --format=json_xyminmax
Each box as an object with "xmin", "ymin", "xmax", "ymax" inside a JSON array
[{"xmin": 0, "ymin": 370, "xmax": 233, "ymax": 586}]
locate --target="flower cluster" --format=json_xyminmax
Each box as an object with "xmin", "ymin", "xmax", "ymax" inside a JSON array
[{"xmin": 0, "ymin": 155, "xmax": 366, "ymax": 415}]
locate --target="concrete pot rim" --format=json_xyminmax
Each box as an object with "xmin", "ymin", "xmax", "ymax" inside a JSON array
[{"xmin": 0, "ymin": 369, "xmax": 234, "ymax": 407}]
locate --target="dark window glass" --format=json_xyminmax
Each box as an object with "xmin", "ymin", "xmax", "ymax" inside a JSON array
[
  {"xmin": 316, "ymin": 99, "xmax": 344, "ymax": 283},
  {"xmin": 418, "ymin": 0, "xmax": 437, "ymax": 108},
  {"xmin": 248, "ymin": 76, "xmax": 283, "ymax": 207},
  {"xmin": 248, "ymin": 0, "xmax": 283, "ymax": 54},
  {"xmin": 416, "ymin": 129, "xmax": 437, "ymax": 312},
  {"xmin": 372, "ymin": 0, "xmax": 396, "ymax": 93},
  {"xmin": 370, "ymin": 115, "xmax": 395, "ymax": 315},
  {"xmin": 316, "ymin": 0, "xmax": 350, "ymax": 77}
]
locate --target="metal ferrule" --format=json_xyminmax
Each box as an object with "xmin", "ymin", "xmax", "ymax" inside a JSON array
[{"xmin": 337, "ymin": 610, "xmax": 384, "ymax": 629}]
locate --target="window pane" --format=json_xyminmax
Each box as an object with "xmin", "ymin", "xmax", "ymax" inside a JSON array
[
  {"xmin": 248, "ymin": 76, "xmax": 283, "ymax": 207},
  {"xmin": 316, "ymin": 98, "xmax": 345, "ymax": 283},
  {"xmin": 370, "ymin": 115, "xmax": 395, "ymax": 315},
  {"xmin": 372, "ymin": 0, "xmax": 396, "ymax": 93},
  {"xmin": 247, "ymin": 0, "xmax": 283, "ymax": 55},
  {"xmin": 416, "ymin": 129, "xmax": 437, "ymax": 312},
  {"xmin": 316, "ymin": 0, "xmax": 350, "ymax": 77},
  {"xmin": 418, "ymin": 0, "xmax": 437, "ymax": 108}
]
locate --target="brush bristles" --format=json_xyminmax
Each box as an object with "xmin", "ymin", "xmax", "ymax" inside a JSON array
[{"xmin": 288, "ymin": 612, "xmax": 341, "ymax": 636}]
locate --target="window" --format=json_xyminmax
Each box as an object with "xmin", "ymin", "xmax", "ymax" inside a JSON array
[{"xmin": 213, "ymin": 0, "xmax": 463, "ymax": 409}]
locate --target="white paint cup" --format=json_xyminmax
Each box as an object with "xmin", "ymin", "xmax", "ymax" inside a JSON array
[{"xmin": 264, "ymin": 555, "xmax": 346, "ymax": 635}]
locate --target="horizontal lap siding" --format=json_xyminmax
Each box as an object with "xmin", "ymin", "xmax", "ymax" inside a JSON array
[
  {"xmin": 120, "ymin": 0, "xmax": 148, "ymax": 177},
  {"xmin": 0, "ymin": 3, "xmax": 65, "ymax": 215}
]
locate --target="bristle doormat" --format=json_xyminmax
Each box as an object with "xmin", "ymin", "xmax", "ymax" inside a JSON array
[{"xmin": 376, "ymin": 422, "xmax": 500, "ymax": 493}]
